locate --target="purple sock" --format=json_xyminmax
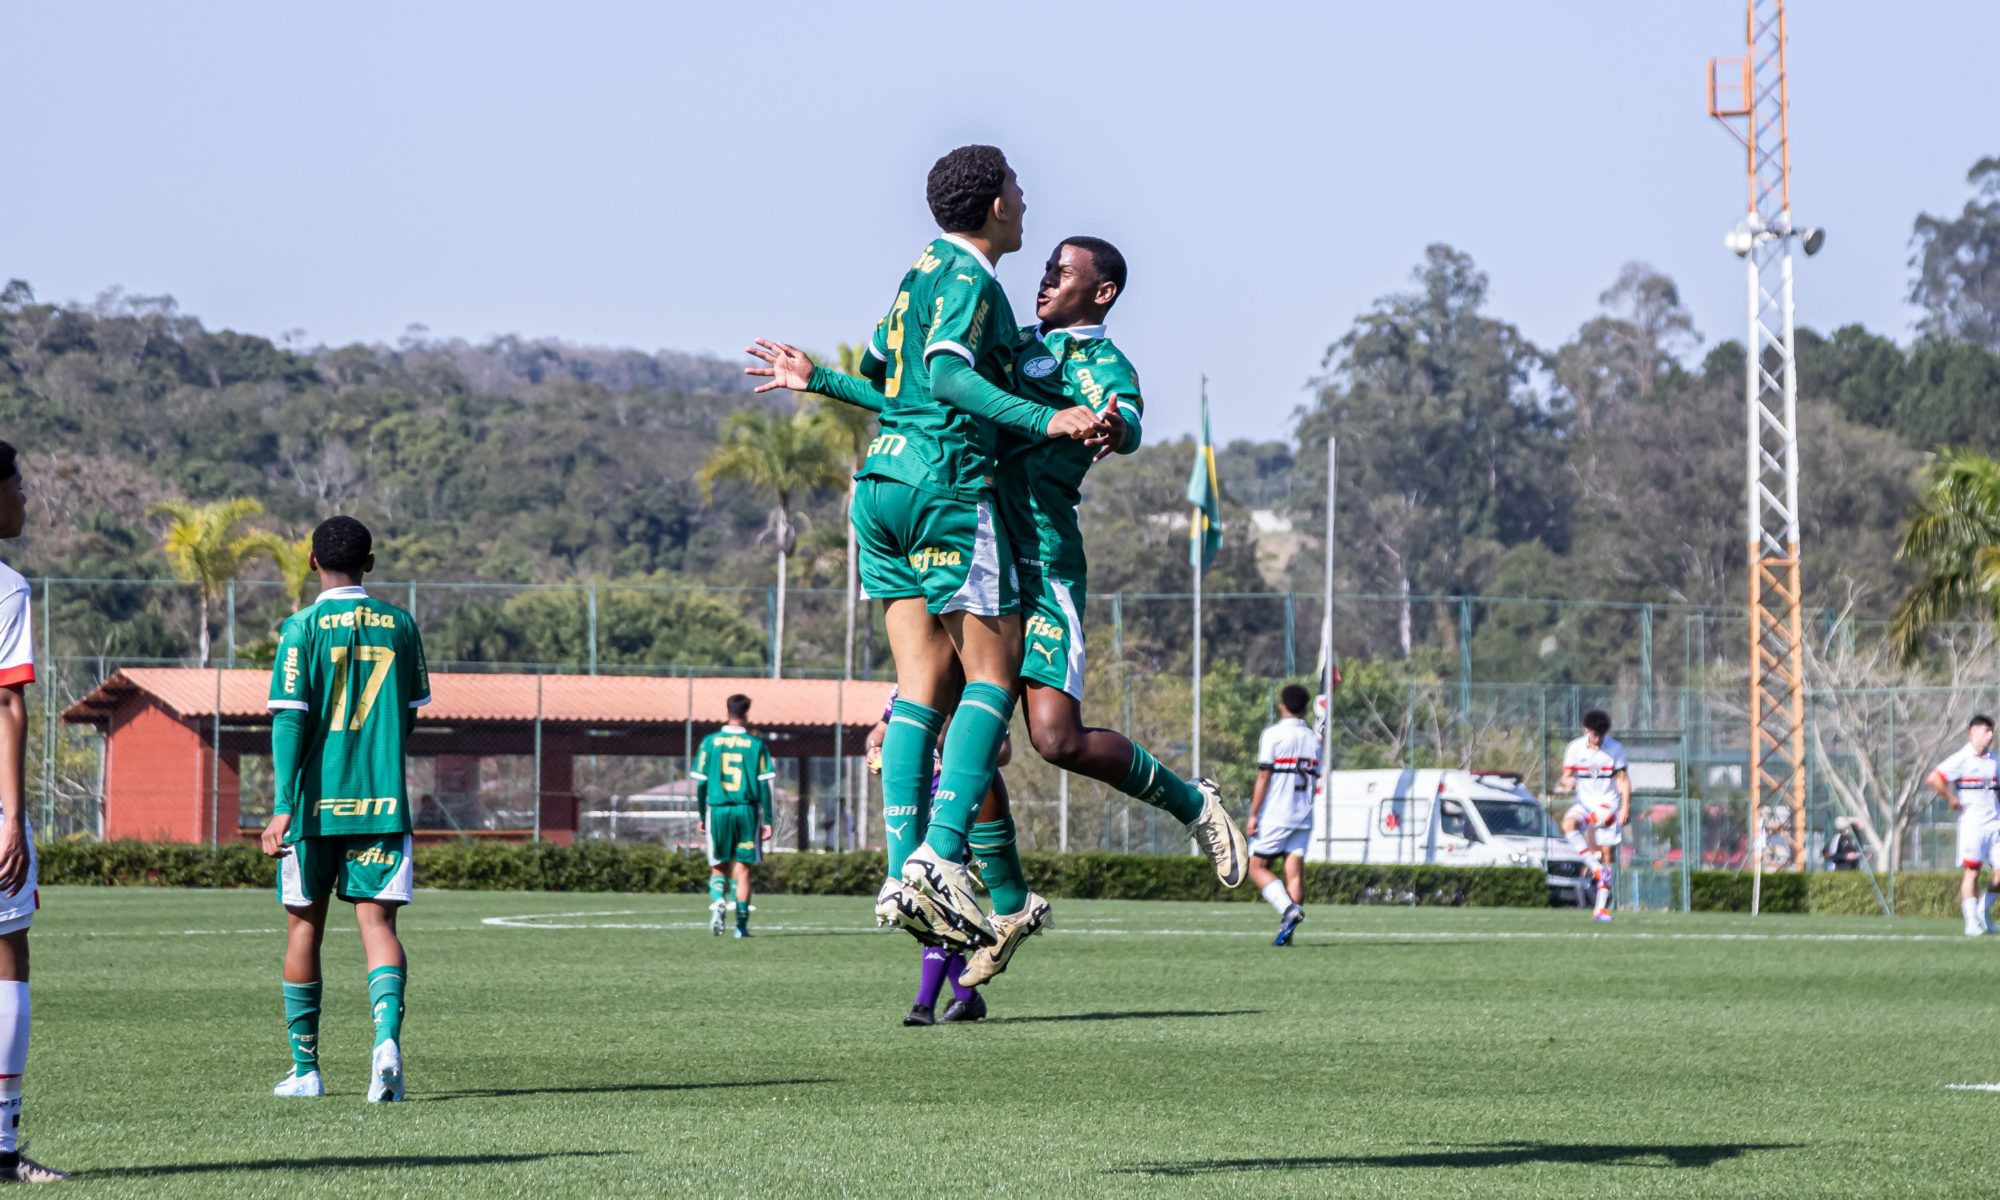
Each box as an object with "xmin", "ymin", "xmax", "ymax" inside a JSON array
[
  {"xmin": 915, "ymin": 948, "xmax": 950, "ymax": 1008},
  {"xmin": 946, "ymin": 953, "xmax": 975, "ymax": 1002}
]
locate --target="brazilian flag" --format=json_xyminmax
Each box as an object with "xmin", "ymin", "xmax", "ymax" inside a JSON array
[{"xmin": 1186, "ymin": 393, "xmax": 1223, "ymax": 573}]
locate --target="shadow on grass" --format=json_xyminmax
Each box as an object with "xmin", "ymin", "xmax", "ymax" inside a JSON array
[
  {"xmin": 86, "ymin": 1151, "xmax": 628, "ymax": 1179},
  {"xmin": 988, "ymin": 1009, "xmax": 1261, "ymax": 1025},
  {"xmin": 414, "ymin": 1077, "xmax": 836, "ymax": 1103},
  {"xmin": 1117, "ymin": 1141, "xmax": 1800, "ymax": 1176}
]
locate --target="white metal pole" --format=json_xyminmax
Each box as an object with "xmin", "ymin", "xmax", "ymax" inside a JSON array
[
  {"xmin": 1191, "ymin": 551, "xmax": 1202, "ymax": 780},
  {"xmin": 1746, "ymin": 245, "xmax": 1764, "ymax": 916},
  {"xmin": 1319, "ymin": 437, "xmax": 1337, "ymax": 861}
]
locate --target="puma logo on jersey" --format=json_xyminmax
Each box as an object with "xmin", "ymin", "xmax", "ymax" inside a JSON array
[
  {"xmin": 885, "ymin": 821, "xmax": 910, "ymax": 838},
  {"xmin": 956, "ymin": 274, "xmax": 978, "ymax": 285},
  {"xmin": 1029, "ymin": 644, "xmax": 1060, "ymax": 665},
  {"xmin": 909, "ymin": 546, "xmax": 964, "ymax": 572}
]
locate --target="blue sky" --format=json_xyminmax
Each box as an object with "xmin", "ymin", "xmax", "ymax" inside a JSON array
[{"xmin": 8, "ymin": 1, "xmax": 1995, "ymax": 440}]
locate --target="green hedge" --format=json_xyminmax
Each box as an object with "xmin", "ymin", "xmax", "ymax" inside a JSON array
[
  {"xmin": 1689, "ymin": 868, "xmax": 1963, "ymax": 918},
  {"xmin": 35, "ymin": 840, "xmax": 1547, "ymax": 908}
]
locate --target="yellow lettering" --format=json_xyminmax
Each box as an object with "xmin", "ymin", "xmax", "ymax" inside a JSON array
[
  {"xmin": 313, "ymin": 797, "xmax": 401, "ymax": 818},
  {"xmin": 868, "ymin": 432, "xmax": 909, "ymax": 457},
  {"xmin": 907, "ymin": 547, "xmax": 965, "ymax": 573},
  {"xmin": 914, "ymin": 250, "xmax": 942, "ymax": 273},
  {"xmin": 1026, "ymin": 615, "xmax": 1066, "ymax": 642},
  {"xmin": 883, "ymin": 292, "xmax": 911, "ymax": 399}
]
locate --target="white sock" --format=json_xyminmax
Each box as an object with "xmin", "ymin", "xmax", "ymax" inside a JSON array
[
  {"xmin": 1965, "ymin": 897, "xmax": 1983, "ymax": 926},
  {"xmin": 1261, "ymin": 879, "xmax": 1292, "ymax": 916},
  {"xmin": 0, "ymin": 981, "xmax": 27, "ymax": 1155},
  {"xmin": 1565, "ymin": 830, "xmax": 1588, "ymax": 855}
]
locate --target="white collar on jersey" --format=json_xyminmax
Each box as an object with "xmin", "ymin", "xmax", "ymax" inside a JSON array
[
  {"xmin": 1033, "ymin": 321, "xmax": 1108, "ymax": 341},
  {"xmin": 721, "ymin": 723, "xmax": 748, "ymax": 733},
  {"xmin": 1278, "ymin": 715, "xmax": 1308, "ymax": 725},
  {"xmin": 315, "ymin": 585, "xmax": 368, "ymax": 603},
  {"xmin": 939, "ymin": 233, "xmax": 998, "ymax": 279}
]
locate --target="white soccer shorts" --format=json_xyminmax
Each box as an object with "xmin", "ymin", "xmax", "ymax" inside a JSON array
[
  {"xmin": 1957, "ymin": 816, "xmax": 2000, "ymax": 870},
  {"xmin": 1250, "ymin": 825, "xmax": 1310, "ymax": 860}
]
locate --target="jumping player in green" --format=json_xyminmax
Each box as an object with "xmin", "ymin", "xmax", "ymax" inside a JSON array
[
  {"xmin": 747, "ymin": 145, "xmax": 1101, "ymax": 951},
  {"xmin": 691, "ymin": 694, "xmax": 775, "ymax": 939},
  {"xmin": 960, "ymin": 237, "xmax": 1248, "ymax": 985},
  {"xmin": 261, "ymin": 516, "xmax": 430, "ymax": 1103}
]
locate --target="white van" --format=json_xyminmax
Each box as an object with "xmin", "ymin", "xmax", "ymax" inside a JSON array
[{"xmin": 1306, "ymin": 768, "xmax": 1590, "ymax": 905}]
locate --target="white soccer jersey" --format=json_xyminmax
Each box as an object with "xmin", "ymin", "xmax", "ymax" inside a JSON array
[
  {"xmin": 0, "ymin": 562, "xmax": 33, "ymax": 690},
  {"xmin": 1256, "ymin": 717, "xmax": 1321, "ymax": 834},
  {"xmin": 1563, "ymin": 735, "xmax": 1627, "ymax": 819},
  {"xmin": 1934, "ymin": 744, "xmax": 2000, "ymax": 827}
]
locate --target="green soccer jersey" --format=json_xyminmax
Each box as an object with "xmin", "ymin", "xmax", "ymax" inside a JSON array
[
  {"xmin": 995, "ymin": 323, "xmax": 1145, "ymax": 575},
  {"xmin": 858, "ymin": 236, "xmax": 1027, "ymax": 500},
  {"xmin": 691, "ymin": 725, "xmax": 776, "ymax": 822},
  {"xmin": 268, "ymin": 586, "xmax": 431, "ymax": 840}
]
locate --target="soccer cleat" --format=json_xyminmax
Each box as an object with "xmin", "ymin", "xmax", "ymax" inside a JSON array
[
  {"xmin": 367, "ymin": 1039, "xmax": 405, "ymax": 1103},
  {"xmin": 1186, "ymin": 780, "xmax": 1249, "ymax": 888},
  {"xmin": 874, "ymin": 877, "xmax": 950, "ymax": 947},
  {"xmin": 1593, "ymin": 909, "xmax": 1614, "ymax": 923},
  {"xmin": 0, "ymin": 1148, "xmax": 67, "ymax": 1184},
  {"xmin": 902, "ymin": 1003, "xmax": 936, "ymax": 1027},
  {"xmin": 900, "ymin": 846, "xmax": 997, "ymax": 949},
  {"xmin": 958, "ymin": 892, "xmax": 1052, "ymax": 987},
  {"xmin": 272, "ymin": 1068, "xmax": 325, "ymax": 1098},
  {"xmin": 939, "ymin": 991, "xmax": 988, "ymax": 1023},
  {"xmin": 733, "ymin": 926, "xmax": 749, "ymax": 939},
  {"xmin": 1968, "ymin": 921, "xmax": 1987, "ymax": 938},
  {"xmin": 1274, "ymin": 903, "xmax": 1305, "ymax": 947},
  {"xmin": 709, "ymin": 899, "xmax": 727, "ymax": 936}
]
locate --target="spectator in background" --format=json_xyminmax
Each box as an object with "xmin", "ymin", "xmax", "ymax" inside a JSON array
[{"xmin": 1824, "ymin": 818, "xmax": 1863, "ymax": 872}]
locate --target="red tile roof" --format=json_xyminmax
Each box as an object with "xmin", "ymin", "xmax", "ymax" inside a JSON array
[{"xmin": 62, "ymin": 668, "xmax": 894, "ymax": 732}]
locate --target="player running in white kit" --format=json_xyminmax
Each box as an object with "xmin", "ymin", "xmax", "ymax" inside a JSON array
[
  {"xmin": 1557, "ymin": 710, "xmax": 1630, "ymax": 923},
  {"xmin": 1246, "ymin": 685, "xmax": 1321, "ymax": 947},
  {"xmin": 1928, "ymin": 714, "xmax": 1999, "ymax": 937}
]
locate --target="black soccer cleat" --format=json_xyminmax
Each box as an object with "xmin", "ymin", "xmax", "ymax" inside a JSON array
[
  {"xmin": 939, "ymin": 992, "xmax": 988, "ymax": 1023},
  {"xmin": 902, "ymin": 1004, "xmax": 936, "ymax": 1027}
]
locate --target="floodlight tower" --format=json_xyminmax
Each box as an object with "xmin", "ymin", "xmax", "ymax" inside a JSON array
[{"xmin": 1707, "ymin": 0, "xmax": 1823, "ymax": 887}]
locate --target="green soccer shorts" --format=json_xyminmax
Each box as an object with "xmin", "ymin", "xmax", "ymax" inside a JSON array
[
  {"xmin": 853, "ymin": 477, "xmax": 1018, "ymax": 616},
  {"xmin": 1019, "ymin": 566, "xmax": 1087, "ymax": 701},
  {"xmin": 706, "ymin": 806, "xmax": 763, "ymax": 867},
  {"xmin": 277, "ymin": 833, "xmax": 414, "ymax": 908}
]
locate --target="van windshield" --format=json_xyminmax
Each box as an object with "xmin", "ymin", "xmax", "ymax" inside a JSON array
[{"xmin": 1473, "ymin": 799, "xmax": 1558, "ymax": 839}]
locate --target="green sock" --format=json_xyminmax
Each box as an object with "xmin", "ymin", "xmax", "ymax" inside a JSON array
[
  {"xmin": 969, "ymin": 816, "xmax": 1029, "ymax": 917},
  {"xmin": 1121, "ymin": 743, "xmax": 1206, "ymax": 825},
  {"xmin": 282, "ymin": 981, "xmax": 322, "ymax": 1076},
  {"xmin": 735, "ymin": 899, "xmax": 749, "ymax": 932},
  {"xmin": 708, "ymin": 874, "xmax": 726, "ymax": 905},
  {"xmin": 367, "ymin": 966, "xmax": 406, "ymax": 1049},
  {"xmin": 926, "ymin": 683, "xmax": 1015, "ymax": 861},
  {"xmin": 883, "ymin": 699, "xmax": 945, "ymax": 879}
]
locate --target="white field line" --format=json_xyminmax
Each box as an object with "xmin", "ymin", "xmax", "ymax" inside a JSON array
[
  {"xmin": 476, "ymin": 910, "xmax": 1972, "ymax": 944},
  {"xmin": 1947, "ymin": 1083, "xmax": 2000, "ymax": 1093}
]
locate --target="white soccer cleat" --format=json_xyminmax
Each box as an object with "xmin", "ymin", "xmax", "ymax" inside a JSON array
[
  {"xmin": 1186, "ymin": 780, "xmax": 1249, "ymax": 888},
  {"xmin": 1968, "ymin": 921, "xmax": 1987, "ymax": 938},
  {"xmin": 874, "ymin": 877, "xmax": 949, "ymax": 946},
  {"xmin": 900, "ymin": 846, "xmax": 996, "ymax": 949},
  {"xmin": 367, "ymin": 1040, "xmax": 405, "ymax": 1103},
  {"xmin": 709, "ymin": 899, "xmax": 727, "ymax": 936},
  {"xmin": 958, "ymin": 892, "xmax": 1052, "ymax": 987},
  {"xmin": 272, "ymin": 1068, "xmax": 324, "ymax": 1098}
]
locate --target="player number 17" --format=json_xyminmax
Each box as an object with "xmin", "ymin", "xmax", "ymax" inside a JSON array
[{"xmin": 327, "ymin": 646, "xmax": 396, "ymax": 732}]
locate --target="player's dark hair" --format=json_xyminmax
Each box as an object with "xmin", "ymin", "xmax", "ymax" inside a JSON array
[
  {"xmin": 1280, "ymin": 684, "xmax": 1311, "ymax": 716},
  {"xmin": 1583, "ymin": 710, "xmax": 1612, "ymax": 736},
  {"xmin": 1973, "ymin": 715, "xmax": 1995, "ymax": 731},
  {"xmin": 1060, "ymin": 235, "xmax": 1127, "ymax": 303},
  {"xmin": 311, "ymin": 515, "xmax": 372, "ymax": 575},
  {"xmin": 727, "ymin": 694, "xmax": 752, "ymax": 721},
  {"xmin": 0, "ymin": 441, "xmax": 16, "ymax": 483},
  {"xmin": 927, "ymin": 145, "xmax": 1010, "ymax": 233}
]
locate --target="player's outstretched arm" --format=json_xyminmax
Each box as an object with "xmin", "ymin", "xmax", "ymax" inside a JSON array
[
  {"xmin": 931, "ymin": 355, "xmax": 1100, "ymax": 439},
  {"xmin": 746, "ymin": 340, "xmax": 886, "ymax": 413}
]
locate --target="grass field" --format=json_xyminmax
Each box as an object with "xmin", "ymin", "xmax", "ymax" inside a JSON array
[{"xmin": 23, "ymin": 886, "xmax": 2000, "ymax": 1197}]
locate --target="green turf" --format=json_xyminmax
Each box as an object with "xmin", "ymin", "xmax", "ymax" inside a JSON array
[{"xmin": 22, "ymin": 886, "xmax": 2000, "ymax": 1196}]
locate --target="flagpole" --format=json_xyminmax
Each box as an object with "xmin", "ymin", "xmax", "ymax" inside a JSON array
[{"xmin": 1191, "ymin": 375, "xmax": 1206, "ymax": 780}]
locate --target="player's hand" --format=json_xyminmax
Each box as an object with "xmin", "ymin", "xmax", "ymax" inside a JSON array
[
  {"xmin": 865, "ymin": 745, "xmax": 884, "ymax": 775},
  {"xmin": 1245, "ymin": 815, "xmax": 1260, "ymax": 838},
  {"xmin": 697, "ymin": 821, "xmax": 707, "ymax": 836},
  {"xmin": 259, "ymin": 813, "xmax": 292, "ymax": 859},
  {"xmin": 744, "ymin": 339, "xmax": 816, "ymax": 394},
  {"xmin": 0, "ymin": 818, "xmax": 25, "ymax": 898},
  {"xmin": 760, "ymin": 824, "xmax": 773, "ymax": 844},
  {"xmin": 1046, "ymin": 406, "xmax": 1105, "ymax": 440},
  {"xmin": 1085, "ymin": 402, "xmax": 1129, "ymax": 463}
]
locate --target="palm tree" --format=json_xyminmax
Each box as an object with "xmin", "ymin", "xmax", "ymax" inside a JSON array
[
  {"xmin": 239, "ymin": 531, "xmax": 318, "ymax": 611},
  {"xmin": 148, "ymin": 498, "xmax": 270, "ymax": 666},
  {"xmin": 809, "ymin": 343, "xmax": 879, "ymax": 682},
  {"xmin": 698, "ymin": 406, "xmax": 848, "ymax": 677},
  {"xmin": 1891, "ymin": 450, "xmax": 2000, "ymax": 663}
]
